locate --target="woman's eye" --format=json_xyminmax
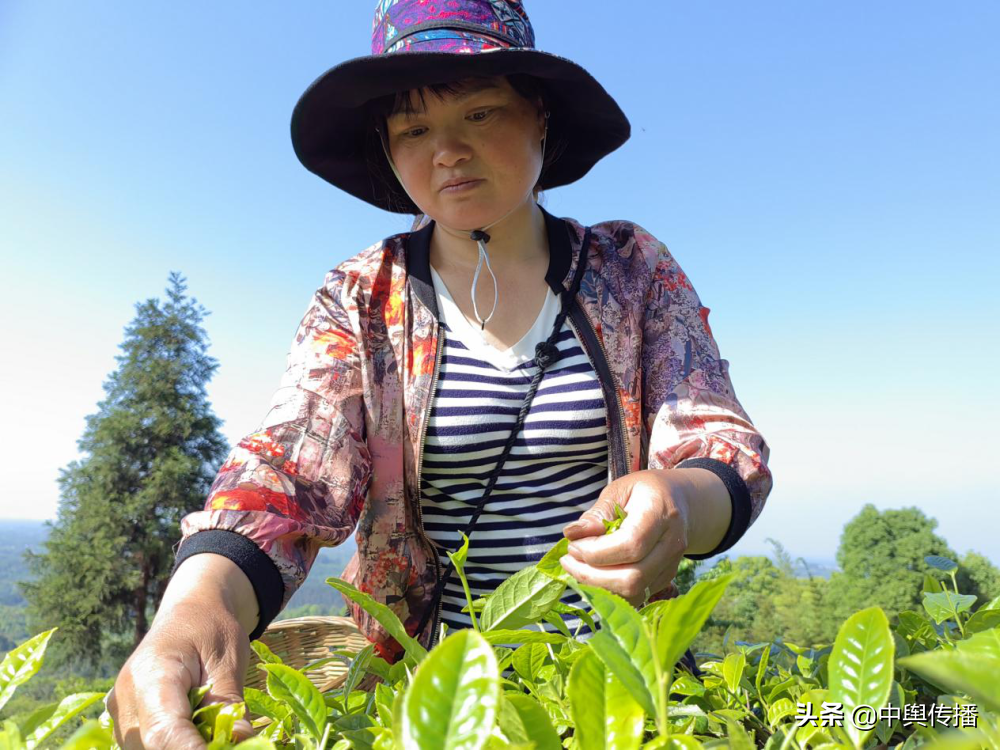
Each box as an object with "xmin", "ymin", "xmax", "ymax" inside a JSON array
[{"xmin": 470, "ymin": 109, "xmax": 493, "ymax": 122}]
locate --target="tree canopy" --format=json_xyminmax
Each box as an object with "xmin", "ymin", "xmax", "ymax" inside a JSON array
[{"xmin": 20, "ymin": 272, "xmax": 228, "ymax": 668}]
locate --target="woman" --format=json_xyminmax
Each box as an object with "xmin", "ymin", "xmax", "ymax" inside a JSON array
[{"xmin": 108, "ymin": 1, "xmax": 772, "ymax": 746}]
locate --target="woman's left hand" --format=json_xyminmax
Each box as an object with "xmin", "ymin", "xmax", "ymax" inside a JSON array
[{"xmin": 560, "ymin": 469, "xmax": 692, "ymax": 608}]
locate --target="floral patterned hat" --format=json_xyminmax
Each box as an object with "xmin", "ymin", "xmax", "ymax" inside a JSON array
[{"xmin": 290, "ymin": 0, "xmax": 631, "ymax": 214}]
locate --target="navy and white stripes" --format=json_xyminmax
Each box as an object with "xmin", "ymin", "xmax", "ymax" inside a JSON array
[{"xmin": 419, "ymin": 266, "xmax": 610, "ymax": 643}]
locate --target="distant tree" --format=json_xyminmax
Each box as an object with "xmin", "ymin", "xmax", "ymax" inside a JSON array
[
  {"xmin": 825, "ymin": 504, "xmax": 957, "ymax": 626},
  {"xmin": 20, "ymin": 273, "xmax": 228, "ymax": 668},
  {"xmin": 956, "ymin": 551, "xmax": 1000, "ymax": 609}
]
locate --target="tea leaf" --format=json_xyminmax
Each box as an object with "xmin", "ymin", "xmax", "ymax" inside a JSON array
[
  {"xmin": 188, "ymin": 682, "xmax": 212, "ymax": 712},
  {"xmin": 480, "ymin": 566, "xmax": 566, "ymax": 632},
  {"xmin": 250, "ymin": 640, "xmax": 284, "ymax": 665},
  {"xmin": 23, "ymin": 692, "xmax": 104, "ymax": 749},
  {"xmin": 722, "ymin": 653, "xmax": 746, "ymax": 695},
  {"xmin": 726, "ymin": 717, "xmax": 755, "ymax": 750},
  {"xmin": 0, "ymin": 629, "xmax": 56, "ymax": 712},
  {"xmin": 535, "ymin": 538, "xmax": 573, "ymax": 585},
  {"xmin": 897, "ymin": 626, "xmax": 1000, "ymax": 713},
  {"xmin": 326, "ymin": 578, "xmax": 428, "ymax": 663},
  {"xmin": 965, "ymin": 607, "xmax": 1000, "ymax": 634},
  {"xmin": 374, "ymin": 682, "xmax": 395, "ymax": 728},
  {"xmin": 564, "ymin": 580, "xmax": 657, "ymax": 718},
  {"xmin": 244, "ymin": 687, "xmax": 292, "ymax": 723},
  {"xmin": 925, "ymin": 555, "xmax": 958, "ymax": 573},
  {"xmin": 342, "ymin": 644, "xmax": 376, "ymax": 707},
  {"xmin": 480, "ymin": 629, "xmax": 566, "ymax": 645},
  {"xmin": 233, "ymin": 737, "xmax": 279, "ymax": 749},
  {"xmin": 262, "ymin": 663, "xmax": 328, "ymax": 743},
  {"xmin": 827, "ymin": 607, "xmax": 894, "ymax": 749},
  {"xmin": 496, "ymin": 694, "xmax": 561, "ymax": 750},
  {"xmin": 652, "ymin": 575, "xmax": 734, "ymax": 676},
  {"xmin": 923, "ymin": 591, "xmax": 977, "ymax": 624},
  {"xmin": 56, "ymin": 719, "xmax": 116, "ymax": 750},
  {"xmin": 399, "ymin": 629, "xmax": 500, "ymax": 750},
  {"xmin": 449, "ymin": 532, "xmax": 471, "ymax": 572},
  {"xmin": 511, "ymin": 643, "xmax": 548, "ymax": 683},
  {"xmin": 567, "ymin": 648, "xmax": 644, "ymax": 750}
]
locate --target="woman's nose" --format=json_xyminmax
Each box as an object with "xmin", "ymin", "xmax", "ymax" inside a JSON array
[{"xmin": 432, "ymin": 131, "xmax": 475, "ymax": 165}]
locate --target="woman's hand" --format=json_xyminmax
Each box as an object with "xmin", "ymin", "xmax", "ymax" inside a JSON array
[
  {"xmin": 106, "ymin": 554, "xmax": 259, "ymax": 749},
  {"xmin": 559, "ymin": 469, "xmax": 695, "ymax": 608}
]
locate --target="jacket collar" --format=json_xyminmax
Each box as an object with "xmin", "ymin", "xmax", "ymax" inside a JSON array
[{"xmin": 405, "ymin": 204, "xmax": 577, "ymax": 322}]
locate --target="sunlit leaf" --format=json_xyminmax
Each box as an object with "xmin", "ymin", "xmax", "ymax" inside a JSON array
[
  {"xmin": 374, "ymin": 682, "xmax": 395, "ymax": 729},
  {"xmin": 326, "ymin": 578, "xmax": 428, "ymax": 663},
  {"xmin": 399, "ymin": 629, "xmax": 500, "ymax": 750},
  {"xmin": 964, "ymin": 607, "xmax": 1000, "ymax": 634},
  {"xmin": 535, "ymin": 538, "xmax": 573, "ymax": 585},
  {"xmin": 722, "ymin": 653, "xmax": 745, "ymax": 695},
  {"xmin": 898, "ymin": 626, "xmax": 1000, "ymax": 713},
  {"xmin": 827, "ymin": 607, "xmax": 894, "ymax": 749},
  {"xmin": 508, "ymin": 643, "xmax": 546, "ymax": 688},
  {"xmin": 0, "ymin": 629, "xmax": 56, "ymax": 712},
  {"xmin": 725, "ymin": 718, "xmax": 755, "ymax": 750},
  {"xmin": 496, "ymin": 694, "xmax": 561, "ymax": 750},
  {"xmin": 250, "ymin": 640, "xmax": 284, "ymax": 665},
  {"xmin": 480, "ymin": 566, "xmax": 566, "ymax": 631},
  {"xmin": 479, "ymin": 630, "xmax": 566, "ymax": 645},
  {"xmin": 651, "ymin": 575, "xmax": 733, "ymax": 677},
  {"xmin": 56, "ymin": 719, "xmax": 116, "ymax": 750},
  {"xmin": 263, "ymin": 663, "xmax": 328, "ymax": 743},
  {"xmin": 923, "ymin": 591, "xmax": 978, "ymax": 624},
  {"xmin": 564, "ymin": 580, "xmax": 657, "ymax": 718},
  {"xmin": 244, "ymin": 687, "xmax": 291, "ymax": 723},
  {"xmin": 567, "ymin": 648, "xmax": 643, "ymax": 750},
  {"xmin": 23, "ymin": 692, "xmax": 103, "ymax": 749}
]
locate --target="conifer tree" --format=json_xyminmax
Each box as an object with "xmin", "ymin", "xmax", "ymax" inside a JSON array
[{"xmin": 21, "ymin": 272, "xmax": 228, "ymax": 667}]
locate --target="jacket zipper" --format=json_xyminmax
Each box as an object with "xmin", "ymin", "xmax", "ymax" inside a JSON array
[
  {"xmin": 566, "ymin": 306, "xmax": 631, "ymax": 481},
  {"xmin": 414, "ymin": 323, "xmax": 445, "ymax": 650}
]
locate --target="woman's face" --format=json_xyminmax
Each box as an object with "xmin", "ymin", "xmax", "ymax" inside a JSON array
[{"xmin": 384, "ymin": 76, "xmax": 545, "ymax": 231}]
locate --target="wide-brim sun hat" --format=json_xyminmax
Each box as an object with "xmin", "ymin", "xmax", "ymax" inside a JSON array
[{"xmin": 290, "ymin": 0, "xmax": 631, "ymax": 214}]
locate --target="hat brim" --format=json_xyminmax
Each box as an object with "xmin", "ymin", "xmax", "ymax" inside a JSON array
[{"xmin": 290, "ymin": 49, "xmax": 630, "ymax": 213}]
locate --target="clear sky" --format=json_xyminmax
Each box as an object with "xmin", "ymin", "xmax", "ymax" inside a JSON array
[{"xmin": 2, "ymin": 2, "xmax": 997, "ymax": 567}]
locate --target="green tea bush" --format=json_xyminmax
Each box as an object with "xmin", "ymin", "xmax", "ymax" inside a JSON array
[{"xmin": 1, "ymin": 535, "xmax": 997, "ymax": 749}]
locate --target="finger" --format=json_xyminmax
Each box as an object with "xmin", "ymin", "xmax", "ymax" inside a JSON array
[
  {"xmin": 560, "ymin": 531, "xmax": 680, "ymax": 606},
  {"xmin": 563, "ymin": 484, "xmax": 628, "ymax": 540},
  {"xmin": 200, "ymin": 643, "xmax": 254, "ymax": 741},
  {"xmin": 133, "ymin": 660, "xmax": 208, "ymax": 750},
  {"xmin": 566, "ymin": 485, "xmax": 664, "ymax": 565}
]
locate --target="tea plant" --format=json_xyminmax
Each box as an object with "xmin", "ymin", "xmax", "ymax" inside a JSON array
[{"xmin": 1, "ymin": 528, "xmax": 997, "ymax": 749}]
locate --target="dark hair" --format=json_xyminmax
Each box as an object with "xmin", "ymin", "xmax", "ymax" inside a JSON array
[{"xmin": 363, "ymin": 73, "xmax": 565, "ymax": 216}]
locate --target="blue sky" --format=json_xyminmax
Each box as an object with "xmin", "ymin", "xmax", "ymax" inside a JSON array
[{"xmin": 1, "ymin": 2, "xmax": 997, "ymax": 567}]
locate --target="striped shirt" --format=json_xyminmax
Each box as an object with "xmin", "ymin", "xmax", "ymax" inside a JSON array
[{"xmin": 419, "ymin": 265, "xmax": 610, "ymax": 645}]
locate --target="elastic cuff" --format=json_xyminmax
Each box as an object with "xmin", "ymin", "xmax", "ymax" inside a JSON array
[
  {"xmin": 171, "ymin": 530, "xmax": 284, "ymax": 641},
  {"xmin": 676, "ymin": 457, "xmax": 752, "ymax": 560}
]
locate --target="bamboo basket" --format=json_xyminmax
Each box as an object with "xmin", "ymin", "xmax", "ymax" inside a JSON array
[{"xmin": 244, "ymin": 615, "xmax": 368, "ymax": 694}]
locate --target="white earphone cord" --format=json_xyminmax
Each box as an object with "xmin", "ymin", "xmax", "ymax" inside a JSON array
[{"xmin": 377, "ymin": 113, "xmax": 549, "ymax": 330}]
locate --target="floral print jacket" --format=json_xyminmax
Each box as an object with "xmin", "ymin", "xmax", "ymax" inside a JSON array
[{"xmin": 172, "ymin": 205, "xmax": 772, "ymax": 662}]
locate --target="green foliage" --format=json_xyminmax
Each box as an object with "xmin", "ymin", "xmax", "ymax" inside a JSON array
[
  {"xmin": 825, "ymin": 504, "xmax": 959, "ymax": 626},
  {"xmin": 18, "ymin": 273, "xmax": 229, "ymax": 667},
  {"xmin": 2, "ymin": 543, "xmax": 1000, "ymax": 748}
]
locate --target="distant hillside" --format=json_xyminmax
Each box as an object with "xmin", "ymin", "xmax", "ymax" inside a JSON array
[
  {"xmin": 0, "ymin": 519, "xmax": 358, "ymax": 614},
  {"xmin": 0, "ymin": 520, "xmax": 50, "ymax": 606},
  {"xmin": 0, "ymin": 520, "xmax": 836, "ymax": 623}
]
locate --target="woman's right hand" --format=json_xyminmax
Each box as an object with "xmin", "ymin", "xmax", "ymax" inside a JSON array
[{"xmin": 106, "ymin": 554, "xmax": 261, "ymax": 749}]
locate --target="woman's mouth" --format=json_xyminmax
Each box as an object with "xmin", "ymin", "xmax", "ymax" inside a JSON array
[{"xmin": 441, "ymin": 179, "xmax": 483, "ymax": 194}]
